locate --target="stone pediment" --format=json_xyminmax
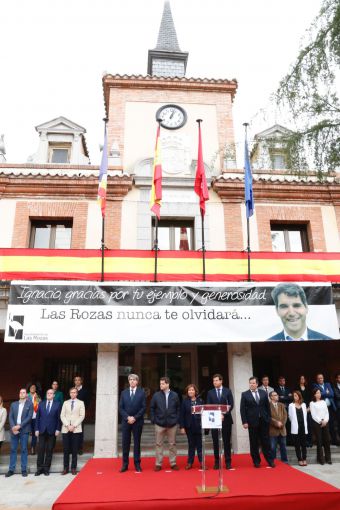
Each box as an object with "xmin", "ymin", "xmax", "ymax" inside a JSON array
[
  {"xmin": 255, "ymin": 124, "xmax": 293, "ymax": 140},
  {"xmin": 35, "ymin": 116, "xmax": 86, "ymax": 134}
]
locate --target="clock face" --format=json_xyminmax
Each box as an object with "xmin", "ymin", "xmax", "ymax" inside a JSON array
[{"xmin": 156, "ymin": 104, "xmax": 187, "ymax": 130}]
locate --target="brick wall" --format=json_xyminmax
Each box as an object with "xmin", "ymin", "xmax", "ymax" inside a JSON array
[
  {"xmin": 107, "ymin": 87, "xmax": 235, "ymax": 172},
  {"xmin": 255, "ymin": 205, "xmax": 326, "ymax": 252},
  {"xmin": 223, "ymin": 202, "xmax": 244, "ymax": 250},
  {"xmin": 12, "ymin": 201, "xmax": 89, "ymax": 249}
]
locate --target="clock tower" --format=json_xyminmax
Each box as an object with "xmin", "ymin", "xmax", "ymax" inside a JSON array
[{"xmin": 147, "ymin": 1, "xmax": 188, "ymax": 77}]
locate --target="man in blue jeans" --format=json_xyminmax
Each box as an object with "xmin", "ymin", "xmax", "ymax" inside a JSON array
[
  {"xmin": 269, "ymin": 390, "xmax": 288, "ymax": 463},
  {"xmin": 6, "ymin": 388, "xmax": 33, "ymax": 477}
]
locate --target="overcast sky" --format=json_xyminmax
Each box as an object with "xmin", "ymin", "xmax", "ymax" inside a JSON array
[{"xmin": 0, "ymin": 0, "xmax": 322, "ymax": 165}]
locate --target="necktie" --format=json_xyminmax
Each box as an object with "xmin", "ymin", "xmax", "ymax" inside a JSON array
[
  {"xmin": 71, "ymin": 400, "xmax": 74, "ymax": 411},
  {"xmin": 255, "ymin": 391, "xmax": 260, "ymax": 404},
  {"xmin": 265, "ymin": 387, "xmax": 268, "ymax": 393},
  {"xmin": 217, "ymin": 388, "xmax": 221, "ymax": 401},
  {"xmin": 47, "ymin": 401, "xmax": 51, "ymax": 414},
  {"xmin": 130, "ymin": 390, "xmax": 135, "ymax": 400}
]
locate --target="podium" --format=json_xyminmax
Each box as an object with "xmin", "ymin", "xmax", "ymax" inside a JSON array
[{"xmin": 192, "ymin": 404, "xmax": 229, "ymax": 493}]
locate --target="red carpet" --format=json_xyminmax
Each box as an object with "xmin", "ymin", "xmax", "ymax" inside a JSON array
[{"xmin": 53, "ymin": 455, "xmax": 340, "ymax": 510}]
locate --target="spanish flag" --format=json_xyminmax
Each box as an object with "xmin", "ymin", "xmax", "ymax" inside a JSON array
[
  {"xmin": 97, "ymin": 123, "xmax": 108, "ymax": 217},
  {"xmin": 150, "ymin": 124, "xmax": 162, "ymax": 219}
]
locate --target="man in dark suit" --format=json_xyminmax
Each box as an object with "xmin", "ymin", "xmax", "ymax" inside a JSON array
[
  {"xmin": 74, "ymin": 375, "xmax": 90, "ymax": 455},
  {"xmin": 206, "ymin": 373, "xmax": 234, "ymax": 470},
  {"xmin": 268, "ymin": 283, "xmax": 331, "ymax": 341},
  {"xmin": 150, "ymin": 376, "xmax": 180, "ymax": 471},
  {"xmin": 118, "ymin": 374, "xmax": 146, "ymax": 472},
  {"xmin": 313, "ymin": 373, "xmax": 338, "ymax": 445},
  {"xmin": 240, "ymin": 376, "xmax": 275, "ymax": 468},
  {"xmin": 34, "ymin": 388, "xmax": 62, "ymax": 476},
  {"xmin": 6, "ymin": 388, "xmax": 33, "ymax": 477}
]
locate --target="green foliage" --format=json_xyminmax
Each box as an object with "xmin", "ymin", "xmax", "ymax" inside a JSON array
[{"xmin": 276, "ymin": 0, "xmax": 340, "ymax": 175}]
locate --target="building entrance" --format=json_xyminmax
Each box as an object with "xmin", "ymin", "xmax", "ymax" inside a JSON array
[{"xmin": 135, "ymin": 345, "xmax": 197, "ymax": 417}]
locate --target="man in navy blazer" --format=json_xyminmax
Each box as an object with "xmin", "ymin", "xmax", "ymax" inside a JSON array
[
  {"xmin": 268, "ymin": 283, "xmax": 332, "ymax": 341},
  {"xmin": 119, "ymin": 374, "xmax": 146, "ymax": 472},
  {"xmin": 206, "ymin": 374, "xmax": 234, "ymax": 469},
  {"xmin": 313, "ymin": 373, "xmax": 338, "ymax": 444},
  {"xmin": 6, "ymin": 388, "xmax": 33, "ymax": 477},
  {"xmin": 240, "ymin": 377, "xmax": 274, "ymax": 468},
  {"xmin": 35, "ymin": 388, "xmax": 62, "ymax": 475}
]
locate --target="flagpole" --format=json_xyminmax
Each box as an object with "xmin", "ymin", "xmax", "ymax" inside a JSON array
[
  {"xmin": 195, "ymin": 118, "xmax": 207, "ymax": 282},
  {"xmin": 152, "ymin": 118, "xmax": 162, "ymax": 283},
  {"xmin": 243, "ymin": 122, "xmax": 251, "ymax": 282},
  {"xmin": 197, "ymin": 119, "xmax": 206, "ymax": 281},
  {"xmin": 101, "ymin": 117, "xmax": 108, "ymax": 282}
]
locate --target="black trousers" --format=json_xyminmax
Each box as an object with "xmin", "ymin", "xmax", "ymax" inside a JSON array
[
  {"xmin": 37, "ymin": 432, "xmax": 56, "ymax": 472},
  {"xmin": 292, "ymin": 424, "xmax": 307, "ymax": 461},
  {"xmin": 121, "ymin": 421, "xmax": 143, "ymax": 466},
  {"xmin": 211, "ymin": 418, "xmax": 232, "ymax": 464},
  {"xmin": 248, "ymin": 418, "xmax": 272, "ymax": 465},
  {"xmin": 186, "ymin": 429, "xmax": 202, "ymax": 464},
  {"xmin": 312, "ymin": 421, "xmax": 331, "ymax": 463},
  {"xmin": 62, "ymin": 432, "xmax": 79, "ymax": 470}
]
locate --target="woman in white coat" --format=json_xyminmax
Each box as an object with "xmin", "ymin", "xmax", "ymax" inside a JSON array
[
  {"xmin": 288, "ymin": 390, "xmax": 308, "ymax": 466},
  {"xmin": 0, "ymin": 395, "xmax": 8, "ymax": 451},
  {"xmin": 310, "ymin": 388, "xmax": 331, "ymax": 465}
]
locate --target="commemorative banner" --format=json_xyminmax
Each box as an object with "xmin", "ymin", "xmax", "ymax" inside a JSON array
[{"xmin": 4, "ymin": 281, "xmax": 339, "ymax": 343}]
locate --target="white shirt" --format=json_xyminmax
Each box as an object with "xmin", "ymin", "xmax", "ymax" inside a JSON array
[
  {"xmin": 284, "ymin": 328, "xmax": 308, "ymax": 341},
  {"xmin": 310, "ymin": 400, "xmax": 329, "ymax": 424},
  {"xmin": 251, "ymin": 390, "xmax": 260, "ymax": 402},
  {"xmin": 17, "ymin": 401, "xmax": 25, "ymax": 425},
  {"xmin": 164, "ymin": 389, "xmax": 170, "ymax": 408}
]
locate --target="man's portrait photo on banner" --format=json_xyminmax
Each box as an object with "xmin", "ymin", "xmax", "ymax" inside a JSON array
[{"xmin": 268, "ymin": 283, "xmax": 332, "ymax": 342}]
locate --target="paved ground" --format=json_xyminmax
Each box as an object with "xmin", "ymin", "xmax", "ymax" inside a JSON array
[{"xmin": 0, "ymin": 462, "xmax": 339, "ymax": 510}]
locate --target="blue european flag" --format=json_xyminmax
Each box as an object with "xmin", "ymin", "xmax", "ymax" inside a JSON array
[{"xmin": 244, "ymin": 139, "xmax": 254, "ymax": 218}]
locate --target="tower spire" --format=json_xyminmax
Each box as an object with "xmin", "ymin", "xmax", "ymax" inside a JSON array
[{"xmin": 147, "ymin": 1, "xmax": 188, "ymax": 77}]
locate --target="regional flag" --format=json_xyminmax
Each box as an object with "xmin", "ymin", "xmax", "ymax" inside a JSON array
[
  {"xmin": 194, "ymin": 122, "xmax": 209, "ymax": 216},
  {"xmin": 97, "ymin": 124, "xmax": 108, "ymax": 217},
  {"xmin": 244, "ymin": 139, "xmax": 254, "ymax": 218},
  {"xmin": 150, "ymin": 124, "xmax": 162, "ymax": 219}
]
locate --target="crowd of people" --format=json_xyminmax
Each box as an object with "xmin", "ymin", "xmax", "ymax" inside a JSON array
[
  {"xmin": 0, "ymin": 376, "xmax": 90, "ymax": 477},
  {"xmin": 119, "ymin": 372, "xmax": 340, "ymax": 472},
  {"xmin": 0, "ymin": 371, "xmax": 339, "ymax": 476}
]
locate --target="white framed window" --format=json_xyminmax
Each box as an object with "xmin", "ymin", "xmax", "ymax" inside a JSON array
[
  {"xmin": 152, "ymin": 219, "xmax": 195, "ymax": 250},
  {"xmin": 49, "ymin": 144, "xmax": 71, "ymax": 163},
  {"xmin": 30, "ymin": 220, "xmax": 73, "ymax": 249}
]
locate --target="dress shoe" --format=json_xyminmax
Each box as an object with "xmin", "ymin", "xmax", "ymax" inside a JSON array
[
  {"xmin": 135, "ymin": 465, "xmax": 142, "ymax": 472},
  {"xmin": 61, "ymin": 469, "xmax": 69, "ymax": 475},
  {"xmin": 5, "ymin": 471, "xmax": 14, "ymax": 478},
  {"xmin": 154, "ymin": 465, "xmax": 161, "ymax": 471},
  {"xmin": 171, "ymin": 464, "xmax": 180, "ymax": 471},
  {"xmin": 213, "ymin": 462, "xmax": 219, "ymax": 470},
  {"xmin": 226, "ymin": 463, "xmax": 232, "ymax": 470},
  {"xmin": 71, "ymin": 469, "xmax": 77, "ymax": 476},
  {"xmin": 268, "ymin": 462, "xmax": 275, "ymax": 468},
  {"xmin": 44, "ymin": 471, "xmax": 50, "ymax": 476},
  {"xmin": 22, "ymin": 471, "xmax": 28, "ymax": 477},
  {"xmin": 119, "ymin": 464, "xmax": 128, "ymax": 473},
  {"xmin": 319, "ymin": 460, "xmax": 325, "ymax": 465},
  {"xmin": 185, "ymin": 464, "xmax": 192, "ymax": 470},
  {"xmin": 35, "ymin": 471, "xmax": 42, "ymax": 476},
  {"xmin": 253, "ymin": 463, "xmax": 260, "ymax": 468},
  {"xmin": 327, "ymin": 461, "xmax": 332, "ymax": 465}
]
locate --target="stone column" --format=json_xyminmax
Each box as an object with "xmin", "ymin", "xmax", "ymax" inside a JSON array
[
  {"xmin": 227, "ymin": 342, "xmax": 253, "ymax": 453},
  {"xmin": 94, "ymin": 343, "xmax": 119, "ymax": 458}
]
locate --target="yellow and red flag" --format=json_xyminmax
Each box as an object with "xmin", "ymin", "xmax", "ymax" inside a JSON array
[{"xmin": 150, "ymin": 124, "xmax": 162, "ymax": 219}]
